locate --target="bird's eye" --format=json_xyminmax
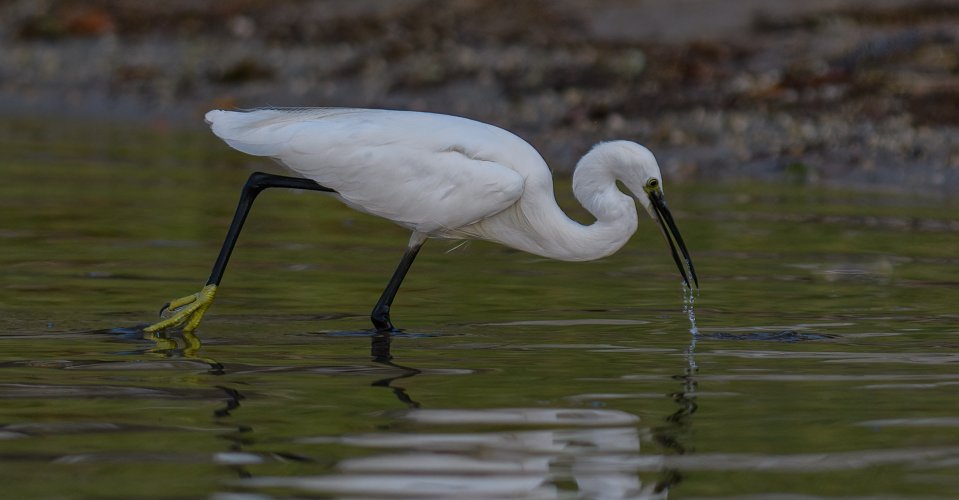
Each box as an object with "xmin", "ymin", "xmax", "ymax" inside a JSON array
[{"xmin": 644, "ymin": 178, "xmax": 660, "ymax": 192}]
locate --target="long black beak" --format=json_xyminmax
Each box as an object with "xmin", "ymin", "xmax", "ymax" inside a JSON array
[{"xmin": 649, "ymin": 191, "xmax": 699, "ymax": 289}]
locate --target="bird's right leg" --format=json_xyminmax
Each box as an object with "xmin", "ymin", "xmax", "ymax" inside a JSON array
[
  {"xmin": 145, "ymin": 172, "xmax": 335, "ymax": 333},
  {"xmin": 370, "ymin": 233, "xmax": 427, "ymax": 332}
]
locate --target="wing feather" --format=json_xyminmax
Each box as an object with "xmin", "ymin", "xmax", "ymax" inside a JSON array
[{"xmin": 206, "ymin": 108, "xmax": 527, "ymax": 234}]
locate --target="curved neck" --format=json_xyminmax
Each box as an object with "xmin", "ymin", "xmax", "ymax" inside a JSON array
[
  {"xmin": 456, "ymin": 145, "xmax": 641, "ymax": 262},
  {"xmin": 554, "ymin": 154, "xmax": 639, "ymax": 260},
  {"xmin": 541, "ymin": 182, "xmax": 638, "ymax": 261},
  {"xmin": 475, "ymin": 161, "xmax": 637, "ymax": 262}
]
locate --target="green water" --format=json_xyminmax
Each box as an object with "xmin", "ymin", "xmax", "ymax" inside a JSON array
[{"xmin": 2, "ymin": 120, "xmax": 959, "ymax": 498}]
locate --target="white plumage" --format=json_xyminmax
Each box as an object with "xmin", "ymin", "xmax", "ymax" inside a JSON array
[
  {"xmin": 206, "ymin": 108, "xmax": 670, "ymax": 262},
  {"xmin": 146, "ymin": 107, "xmax": 696, "ymax": 334}
]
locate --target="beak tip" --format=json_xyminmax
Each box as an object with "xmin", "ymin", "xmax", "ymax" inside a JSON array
[{"xmin": 650, "ymin": 191, "xmax": 698, "ymax": 292}]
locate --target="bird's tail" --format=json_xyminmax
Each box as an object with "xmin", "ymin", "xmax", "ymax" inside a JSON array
[{"xmin": 204, "ymin": 109, "xmax": 304, "ymax": 157}]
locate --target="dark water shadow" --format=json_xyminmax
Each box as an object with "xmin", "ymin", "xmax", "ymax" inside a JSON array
[
  {"xmin": 66, "ymin": 322, "xmax": 683, "ymax": 497},
  {"xmin": 370, "ymin": 332, "xmax": 423, "ymax": 409},
  {"xmin": 147, "ymin": 327, "xmax": 322, "ymax": 474},
  {"xmin": 648, "ymin": 333, "xmax": 699, "ymax": 494},
  {"xmin": 310, "ymin": 329, "xmax": 439, "ymax": 339},
  {"xmin": 211, "ymin": 332, "xmax": 422, "ymax": 479},
  {"xmin": 211, "ymin": 383, "xmax": 315, "ymax": 478},
  {"xmin": 84, "ymin": 325, "xmax": 225, "ymax": 374},
  {"xmin": 701, "ymin": 330, "xmax": 839, "ymax": 342}
]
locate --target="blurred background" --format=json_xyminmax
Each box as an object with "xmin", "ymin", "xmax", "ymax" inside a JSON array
[
  {"xmin": 2, "ymin": 0, "xmax": 958, "ymax": 192},
  {"xmin": 3, "ymin": 3, "xmax": 959, "ymax": 498}
]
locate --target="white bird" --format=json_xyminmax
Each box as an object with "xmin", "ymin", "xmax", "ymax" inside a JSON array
[{"xmin": 145, "ymin": 108, "xmax": 697, "ymax": 333}]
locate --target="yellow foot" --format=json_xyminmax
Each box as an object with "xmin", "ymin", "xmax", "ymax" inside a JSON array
[{"xmin": 144, "ymin": 284, "xmax": 218, "ymax": 333}]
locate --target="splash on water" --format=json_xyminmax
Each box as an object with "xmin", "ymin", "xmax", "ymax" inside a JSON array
[
  {"xmin": 682, "ymin": 284, "xmax": 699, "ymax": 373},
  {"xmin": 682, "ymin": 284, "xmax": 699, "ymax": 337}
]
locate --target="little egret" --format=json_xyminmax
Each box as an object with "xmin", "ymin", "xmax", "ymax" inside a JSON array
[{"xmin": 145, "ymin": 108, "xmax": 697, "ymax": 333}]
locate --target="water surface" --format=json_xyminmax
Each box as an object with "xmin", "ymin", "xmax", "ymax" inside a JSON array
[{"xmin": 1, "ymin": 120, "xmax": 959, "ymax": 498}]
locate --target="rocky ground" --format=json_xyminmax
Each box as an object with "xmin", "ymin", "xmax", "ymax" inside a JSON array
[{"xmin": 2, "ymin": 0, "xmax": 959, "ymax": 192}]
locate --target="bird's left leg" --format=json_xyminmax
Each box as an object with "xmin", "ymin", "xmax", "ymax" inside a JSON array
[
  {"xmin": 370, "ymin": 233, "xmax": 427, "ymax": 332},
  {"xmin": 145, "ymin": 172, "xmax": 335, "ymax": 333}
]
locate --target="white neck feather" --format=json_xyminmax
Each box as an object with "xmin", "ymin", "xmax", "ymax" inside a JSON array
[{"xmin": 461, "ymin": 144, "xmax": 640, "ymax": 262}]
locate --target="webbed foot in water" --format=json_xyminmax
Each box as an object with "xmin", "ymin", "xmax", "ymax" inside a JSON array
[{"xmin": 144, "ymin": 284, "xmax": 217, "ymax": 333}]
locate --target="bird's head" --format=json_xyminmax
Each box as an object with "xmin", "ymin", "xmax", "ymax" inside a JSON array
[{"xmin": 580, "ymin": 141, "xmax": 699, "ymax": 289}]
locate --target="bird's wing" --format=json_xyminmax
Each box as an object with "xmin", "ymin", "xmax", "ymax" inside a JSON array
[{"xmin": 206, "ymin": 108, "xmax": 527, "ymax": 234}]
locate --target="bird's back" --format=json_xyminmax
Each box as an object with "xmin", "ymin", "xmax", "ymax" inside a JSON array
[{"xmin": 206, "ymin": 108, "xmax": 541, "ymax": 235}]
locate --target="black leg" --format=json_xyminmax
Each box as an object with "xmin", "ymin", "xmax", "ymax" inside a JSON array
[
  {"xmin": 147, "ymin": 171, "xmax": 336, "ymax": 333},
  {"xmin": 371, "ymin": 239, "xmax": 425, "ymax": 332},
  {"xmin": 206, "ymin": 171, "xmax": 335, "ymax": 287}
]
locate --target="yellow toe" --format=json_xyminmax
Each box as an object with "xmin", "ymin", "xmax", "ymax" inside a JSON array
[
  {"xmin": 163, "ymin": 293, "xmax": 199, "ymax": 314},
  {"xmin": 144, "ymin": 284, "xmax": 218, "ymax": 333}
]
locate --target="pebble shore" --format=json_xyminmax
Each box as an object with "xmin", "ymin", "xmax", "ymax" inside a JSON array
[{"xmin": 3, "ymin": 0, "xmax": 958, "ymax": 192}]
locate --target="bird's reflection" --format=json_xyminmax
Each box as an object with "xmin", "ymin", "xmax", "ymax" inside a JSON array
[
  {"xmin": 213, "ymin": 385, "xmax": 245, "ymax": 418},
  {"xmin": 652, "ymin": 288, "xmax": 700, "ymax": 492},
  {"xmin": 144, "ymin": 330, "xmax": 270, "ymax": 475},
  {"xmin": 370, "ymin": 333, "xmax": 422, "ymax": 408},
  {"xmin": 234, "ymin": 332, "xmax": 670, "ymax": 498},
  {"xmin": 142, "ymin": 328, "xmax": 224, "ymax": 375},
  {"xmin": 212, "ymin": 385, "xmax": 256, "ymax": 479},
  {"xmin": 131, "ymin": 326, "xmax": 687, "ymax": 498}
]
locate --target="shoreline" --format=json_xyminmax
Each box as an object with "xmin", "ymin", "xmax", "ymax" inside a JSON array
[{"xmin": 2, "ymin": 0, "xmax": 958, "ymax": 192}]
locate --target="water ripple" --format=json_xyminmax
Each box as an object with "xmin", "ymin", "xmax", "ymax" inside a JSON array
[
  {"xmin": 857, "ymin": 418, "xmax": 959, "ymax": 427},
  {"xmin": 709, "ymin": 350, "xmax": 959, "ymax": 364},
  {"xmin": 399, "ymin": 408, "xmax": 639, "ymax": 426}
]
